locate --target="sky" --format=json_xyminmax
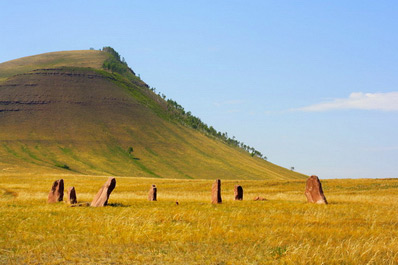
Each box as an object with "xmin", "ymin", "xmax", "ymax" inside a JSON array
[{"xmin": 1, "ymin": 0, "xmax": 397, "ymax": 178}]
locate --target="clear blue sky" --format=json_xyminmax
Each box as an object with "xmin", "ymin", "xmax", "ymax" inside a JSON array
[{"xmin": 1, "ymin": 1, "xmax": 397, "ymax": 178}]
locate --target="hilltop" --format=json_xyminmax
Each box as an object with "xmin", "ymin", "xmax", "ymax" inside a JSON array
[{"xmin": 0, "ymin": 48, "xmax": 305, "ymax": 179}]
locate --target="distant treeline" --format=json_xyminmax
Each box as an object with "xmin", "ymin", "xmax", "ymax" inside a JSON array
[{"xmin": 101, "ymin": 46, "xmax": 267, "ymax": 160}]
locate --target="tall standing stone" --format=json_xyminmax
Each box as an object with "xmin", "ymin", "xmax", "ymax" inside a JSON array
[
  {"xmin": 47, "ymin": 179, "xmax": 64, "ymax": 203},
  {"xmin": 211, "ymin": 179, "xmax": 222, "ymax": 204},
  {"xmin": 305, "ymin": 175, "xmax": 328, "ymax": 204},
  {"xmin": 66, "ymin": 187, "xmax": 77, "ymax": 204},
  {"xmin": 148, "ymin": 184, "xmax": 157, "ymax": 201},
  {"xmin": 234, "ymin": 185, "xmax": 243, "ymax": 200},
  {"xmin": 90, "ymin": 177, "xmax": 116, "ymax": 207}
]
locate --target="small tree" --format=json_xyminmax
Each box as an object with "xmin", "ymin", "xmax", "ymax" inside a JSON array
[{"xmin": 290, "ymin": 167, "xmax": 295, "ymax": 171}]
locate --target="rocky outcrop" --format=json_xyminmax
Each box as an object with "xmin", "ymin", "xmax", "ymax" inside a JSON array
[
  {"xmin": 47, "ymin": 179, "xmax": 64, "ymax": 203},
  {"xmin": 253, "ymin": 196, "xmax": 267, "ymax": 201},
  {"xmin": 305, "ymin": 175, "xmax": 328, "ymax": 204},
  {"xmin": 234, "ymin": 185, "xmax": 243, "ymax": 200},
  {"xmin": 66, "ymin": 187, "xmax": 77, "ymax": 204},
  {"xmin": 90, "ymin": 177, "xmax": 116, "ymax": 207},
  {"xmin": 148, "ymin": 184, "xmax": 157, "ymax": 201},
  {"xmin": 211, "ymin": 179, "xmax": 222, "ymax": 204}
]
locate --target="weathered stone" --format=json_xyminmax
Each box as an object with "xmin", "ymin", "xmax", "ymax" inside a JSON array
[
  {"xmin": 148, "ymin": 184, "xmax": 157, "ymax": 201},
  {"xmin": 66, "ymin": 187, "xmax": 77, "ymax": 204},
  {"xmin": 211, "ymin": 179, "xmax": 222, "ymax": 204},
  {"xmin": 47, "ymin": 179, "xmax": 64, "ymax": 203},
  {"xmin": 253, "ymin": 196, "xmax": 267, "ymax": 201},
  {"xmin": 234, "ymin": 185, "xmax": 243, "ymax": 200},
  {"xmin": 305, "ymin": 175, "xmax": 328, "ymax": 204},
  {"xmin": 90, "ymin": 177, "xmax": 116, "ymax": 207}
]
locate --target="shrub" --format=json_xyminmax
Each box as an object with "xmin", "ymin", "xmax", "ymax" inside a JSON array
[{"xmin": 55, "ymin": 163, "xmax": 70, "ymax": 170}]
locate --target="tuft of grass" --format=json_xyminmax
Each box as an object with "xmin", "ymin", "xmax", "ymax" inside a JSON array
[
  {"xmin": 270, "ymin": 246, "xmax": 288, "ymax": 259},
  {"xmin": 0, "ymin": 187, "xmax": 18, "ymax": 198}
]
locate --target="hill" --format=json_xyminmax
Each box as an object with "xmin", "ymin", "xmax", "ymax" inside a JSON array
[{"xmin": 0, "ymin": 49, "xmax": 305, "ymax": 179}]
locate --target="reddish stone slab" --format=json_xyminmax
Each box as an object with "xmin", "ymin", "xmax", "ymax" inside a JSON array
[
  {"xmin": 234, "ymin": 185, "xmax": 243, "ymax": 200},
  {"xmin": 211, "ymin": 179, "xmax": 222, "ymax": 204},
  {"xmin": 148, "ymin": 184, "xmax": 157, "ymax": 201},
  {"xmin": 47, "ymin": 179, "xmax": 64, "ymax": 203},
  {"xmin": 90, "ymin": 177, "xmax": 116, "ymax": 207},
  {"xmin": 305, "ymin": 175, "xmax": 328, "ymax": 204},
  {"xmin": 253, "ymin": 196, "xmax": 267, "ymax": 201},
  {"xmin": 66, "ymin": 186, "xmax": 77, "ymax": 204}
]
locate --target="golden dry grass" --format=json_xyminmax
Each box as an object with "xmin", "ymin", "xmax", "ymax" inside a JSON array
[
  {"xmin": 0, "ymin": 50, "xmax": 108, "ymax": 81},
  {"xmin": 1, "ymin": 175, "xmax": 398, "ymax": 264}
]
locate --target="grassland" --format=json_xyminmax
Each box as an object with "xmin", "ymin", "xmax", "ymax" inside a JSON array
[{"xmin": 1, "ymin": 175, "xmax": 398, "ymax": 264}]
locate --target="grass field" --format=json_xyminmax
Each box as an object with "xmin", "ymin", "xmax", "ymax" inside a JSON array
[{"xmin": 1, "ymin": 175, "xmax": 398, "ymax": 264}]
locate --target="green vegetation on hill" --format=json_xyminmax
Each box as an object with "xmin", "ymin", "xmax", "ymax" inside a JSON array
[
  {"xmin": 101, "ymin": 46, "xmax": 267, "ymax": 160},
  {"xmin": 0, "ymin": 49, "xmax": 305, "ymax": 179},
  {"xmin": 165, "ymin": 98, "xmax": 266, "ymax": 159},
  {"xmin": 102, "ymin": 46, "xmax": 135, "ymax": 75}
]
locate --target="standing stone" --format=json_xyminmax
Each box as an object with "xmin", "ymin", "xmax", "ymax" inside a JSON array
[
  {"xmin": 148, "ymin": 184, "xmax": 157, "ymax": 201},
  {"xmin": 211, "ymin": 179, "xmax": 222, "ymax": 204},
  {"xmin": 305, "ymin": 175, "xmax": 328, "ymax": 204},
  {"xmin": 234, "ymin": 185, "xmax": 243, "ymax": 200},
  {"xmin": 47, "ymin": 179, "xmax": 64, "ymax": 203},
  {"xmin": 90, "ymin": 177, "xmax": 116, "ymax": 207},
  {"xmin": 66, "ymin": 187, "xmax": 77, "ymax": 204}
]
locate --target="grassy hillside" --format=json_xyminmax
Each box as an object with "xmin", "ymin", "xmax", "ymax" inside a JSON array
[
  {"xmin": 0, "ymin": 50, "xmax": 305, "ymax": 180},
  {"xmin": 0, "ymin": 50, "xmax": 108, "ymax": 82},
  {"xmin": 1, "ymin": 175, "xmax": 398, "ymax": 264}
]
